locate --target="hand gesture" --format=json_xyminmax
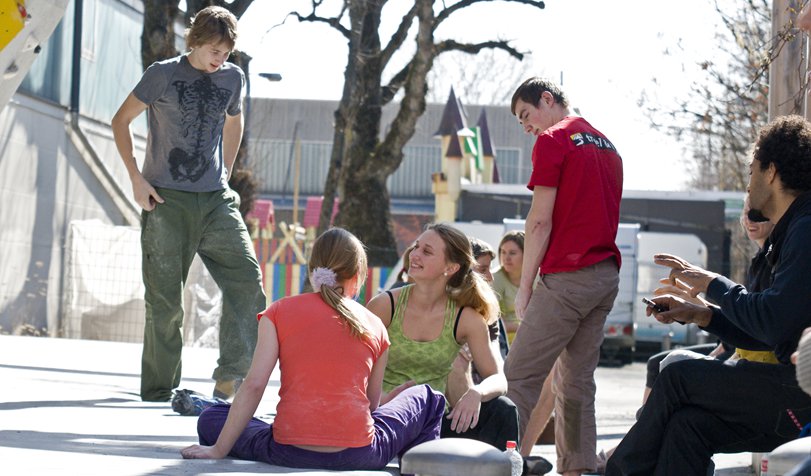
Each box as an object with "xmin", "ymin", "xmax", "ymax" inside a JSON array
[
  {"xmin": 451, "ymin": 344, "xmax": 473, "ymax": 373},
  {"xmin": 654, "ymin": 253, "xmax": 719, "ymax": 297},
  {"xmin": 653, "ymin": 278, "xmax": 709, "ymax": 307},
  {"xmin": 446, "ymin": 387, "xmax": 482, "ymax": 433},
  {"xmin": 180, "ymin": 444, "xmax": 226, "ymax": 460},
  {"xmin": 645, "ymin": 294, "xmax": 713, "ymax": 328},
  {"xmin": 131, "ymin": 174, "xmax": 164, "ymax": 211}
]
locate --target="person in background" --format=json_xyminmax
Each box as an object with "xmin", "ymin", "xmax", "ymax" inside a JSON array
[
  {"xmin": 470, "ymin": 237, "xmax": 496, "ymax": 284},
  {"xmin": 492, "ymin": 230, "xmax": 525, "ymax": 343},
  {"xmin": 181, "ymin": 228, "xmax": 445, "ymax": 470},
  {"xmin": 111, "ymin": 6, "xmax": 265, "ymax": 402}
]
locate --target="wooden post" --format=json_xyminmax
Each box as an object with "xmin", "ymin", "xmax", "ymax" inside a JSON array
[
  {"xmin": 292, "ymin": 138, "xmax": 301, "ymax": 225},
  {"xmin": 770, "ymin": 0, "xmax": 806, "ymax": 120}
]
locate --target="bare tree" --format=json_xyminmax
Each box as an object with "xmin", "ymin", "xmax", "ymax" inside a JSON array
[
  {"xmin": 285, "ymin": 0, "xmax": 546, "ymax": 266},
  {"xmin": 639, "ymin": 0, "xmax": 771, "ymax": 192},
  {"xmin": 428, "ymin": 49, "xmax": 537, "ymax": 105},
  {"xmin": 639, "ymin": 0, "xmax": 811, "ymax": 282}
]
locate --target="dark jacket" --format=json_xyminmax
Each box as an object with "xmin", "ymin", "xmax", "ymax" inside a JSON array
[{"xmin": 704, "ymin": 192, "xmax": 811, "ymax": 364}]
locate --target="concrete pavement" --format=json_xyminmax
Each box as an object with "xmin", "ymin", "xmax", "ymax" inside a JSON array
[{"xmin": 0, "ymin": 335, "xmax": 755, "ymax": 475}]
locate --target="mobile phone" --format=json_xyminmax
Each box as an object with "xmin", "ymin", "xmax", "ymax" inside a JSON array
[{"xmin": 642, "ymin": 297, "xmax": 667, "ymax": 313}]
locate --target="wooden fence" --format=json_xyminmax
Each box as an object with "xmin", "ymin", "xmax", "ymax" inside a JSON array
[{"xmin": 254, "ymin": 237, "xmax": 395, "ymax": 303}]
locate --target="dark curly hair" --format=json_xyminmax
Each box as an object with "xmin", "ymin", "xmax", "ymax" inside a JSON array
[
  {"xmin": 511, "ymin": 77, "xmax": 569, "ymax": 115},
  {"xmin": 754, "ymin": 115, "xmax": 811, "ymax": 194}
]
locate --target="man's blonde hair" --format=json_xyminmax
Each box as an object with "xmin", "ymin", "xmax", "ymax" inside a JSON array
[{"xmin": 185, "ymin": 6, "xmax": 238, "ymax": 51}]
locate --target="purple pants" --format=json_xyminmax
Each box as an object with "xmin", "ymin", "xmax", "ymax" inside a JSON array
[{"xmin": 196, "ymin": 384, "xmax": 445, "ymax": 471}]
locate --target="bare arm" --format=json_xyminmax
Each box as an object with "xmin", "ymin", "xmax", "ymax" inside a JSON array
[
  {"xmin": 111, "ymin": 93, "xmax": 163, "ymax": 210},
  {"xmin": 222, "ymin": 111, "xmax": 244, "ymax": 181},
  {"xmin": 515, "ymin": 186, "xmax": 557, "ymax": 319},
  {"xmin": 367, "ymin": 348, "xmax": 388, "ymax": 411},
  {"xmin": 445, "ymin": 345, "xmax": 474, "ymax": 407},
  {"xmin": 181, "ymin": 317, "xmax": 278, "ymax": 459},
  {"xmin": 366, "ymin": 292, "xmax": 395, "ymax": 328},
  {"xmin": 446, "ymin": 308, "xmax": 506, "ymax": 432}
]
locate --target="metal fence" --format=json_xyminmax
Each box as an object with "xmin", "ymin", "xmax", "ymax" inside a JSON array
[{"xmin": 61, "ymin": 220, "xmax": 393, "ymax": 345}]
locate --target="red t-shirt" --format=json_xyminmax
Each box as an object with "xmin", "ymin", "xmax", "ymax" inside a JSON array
[
  {"xmin": 527, "ymin": 116, "xmax": 623, "ymax": 274},
  {"xmin": 259, "ymin": 293, "xmax": 390, "ymax": 447}
]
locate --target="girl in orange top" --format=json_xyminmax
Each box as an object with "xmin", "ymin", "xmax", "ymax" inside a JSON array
[{"xmin": 181, "ymin": 228, "xmax": 445, "ymax": 470}]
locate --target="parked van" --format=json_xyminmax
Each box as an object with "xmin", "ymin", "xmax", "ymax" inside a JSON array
[{"xmin": 633, "ymin": 232, "xmax": 708, "ymax": 352}]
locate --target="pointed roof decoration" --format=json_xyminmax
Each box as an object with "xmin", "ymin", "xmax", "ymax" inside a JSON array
[
  {"xmin": 445, "ymin": 130, "xmax": 463, "ymax": 158},
  {"xmin": 476, "ymin": 109, "xmax": 496, "ymax": 157},
  {"xmin": 433, "ymin": 87, "xmax": 467, "ymax": 137}
]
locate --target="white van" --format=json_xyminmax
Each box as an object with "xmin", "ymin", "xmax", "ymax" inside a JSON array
[{"xmin": 633, "ymin": 232, "xmax": 709, "ymax": 351}]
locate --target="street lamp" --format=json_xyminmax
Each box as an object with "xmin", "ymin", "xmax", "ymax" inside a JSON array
[{"xmin": 259, "ymin": 72, "xmax": 282, "ymax": 82}]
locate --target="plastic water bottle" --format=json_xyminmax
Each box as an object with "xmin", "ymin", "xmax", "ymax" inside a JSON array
[{"xmin": 504, "ymin": 440, "xmax": 523, "ymax": 476}]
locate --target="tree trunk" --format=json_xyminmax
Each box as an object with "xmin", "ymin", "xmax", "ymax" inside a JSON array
[
  {"xmin": 141, "ymin": 0, "xmax": 179, "ymax": 70},
  {"xmin": 307, "ymin": 0, "xmax": 539, "ymax": 266}
]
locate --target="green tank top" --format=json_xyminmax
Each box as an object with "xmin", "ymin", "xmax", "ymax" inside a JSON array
[{"xmin": 383, "ymin": 285, "xmax": 462, "ymax": 394}]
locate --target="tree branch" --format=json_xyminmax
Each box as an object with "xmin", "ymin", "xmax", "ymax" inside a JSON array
[
  {"xmin": 435, "ymin": 0, "xmax": 544, "ymax": 28},
  {"xmin": 381, "ymin": 4, "xmax": 418, "ymax": 68},
  {"xmin": 223, "ymin": 0, "xmax": 253, "ymax": 18},
  {"xmin": 436, "ymin": 39, "xmax": 525, "ymax": 59},
  {"xmin": 381, "ymin": 38, "xmax": 525, "ymax": 104},
  {"xmin": 288, "ymin": 2, "xmax": 351, "ymax": 39}
]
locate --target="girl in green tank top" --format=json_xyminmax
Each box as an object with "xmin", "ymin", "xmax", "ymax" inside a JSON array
[{"xmin": 367, "ymin": 223, "xmax": 510, "ymax": 439}]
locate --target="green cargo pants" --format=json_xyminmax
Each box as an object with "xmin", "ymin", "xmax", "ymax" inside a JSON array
[{"xmin": 140, "ymin": 187, "xmax": 266, "ymax": 401}]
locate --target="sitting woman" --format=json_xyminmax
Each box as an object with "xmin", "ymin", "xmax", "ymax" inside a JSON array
[
  {"xmin": 367, "ymin": 223, "xmax": 519, "ymax": 451},
  {"xmin": 181, "ymin": 228, "xmax": 445, "ymax": 471},
  {"xmin": 492, "ymin": 230, "xmax": 525, "ymax": 343}
]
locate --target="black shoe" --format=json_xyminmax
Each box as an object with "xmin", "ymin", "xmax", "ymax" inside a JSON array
[{"xmin": 523, "ymin": 455, "xmax": 553, "ymax": 475}]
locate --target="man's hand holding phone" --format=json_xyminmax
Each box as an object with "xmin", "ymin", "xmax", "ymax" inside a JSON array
[
  {"xmin": 643, "ymin": 295, "xmax": 713, "ymax": 328},
  {"xmin": 642, "ymin": 297, "xmax": 667, "ymax": 313}
]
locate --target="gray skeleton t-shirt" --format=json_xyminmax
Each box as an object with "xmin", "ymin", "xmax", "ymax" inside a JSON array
[{"xmin": 133, "ymin": 55, "xmax": 244, "ymax": 192}]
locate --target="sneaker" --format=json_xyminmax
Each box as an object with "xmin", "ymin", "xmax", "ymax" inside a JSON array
[
  {"xmin": 171, "ymin": 389, "xmax": 226, "ymax": 416},
  {"xmin": 213, "ymin": 378, "xmax": 243, "ymax": 400},
  {"xmin": 522, "ymin": 455, "xmax": 553, "ymax": 475}
]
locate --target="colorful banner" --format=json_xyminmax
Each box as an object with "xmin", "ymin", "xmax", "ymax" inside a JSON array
[
  {"xmin": 255, "ymin": 236, "xmax": 393, "ymax": 303},
  {"xmin": 262, "ymin": 263, "xmax": 392, "ymax": 303}
]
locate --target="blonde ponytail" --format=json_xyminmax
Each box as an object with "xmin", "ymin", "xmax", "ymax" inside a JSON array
[{"xmin": 308, "ymin": 228, "xmax": 371, "ymax": 340}]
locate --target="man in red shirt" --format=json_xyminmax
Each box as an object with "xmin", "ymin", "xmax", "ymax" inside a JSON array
[{"xmin": 504, "ymin": 77, "xmax": 623, "ymax": 476}]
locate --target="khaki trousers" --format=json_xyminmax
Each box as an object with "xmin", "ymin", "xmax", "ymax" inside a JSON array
[{"xmin": 505, "ymin": 258, "xmax": 619, "ymax": 472}]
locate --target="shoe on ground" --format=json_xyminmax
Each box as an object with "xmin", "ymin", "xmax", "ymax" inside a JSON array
[
  {"xmin": 171, "ymin": 389, "xmax": 226, "ymax": 416},
  {"xmin": 523, "ymin": 455, "xmax": 553, "ymax": 475},
  {"xmin": 213, "ymin": 378, "xmax": 243, "ymax": 400}
]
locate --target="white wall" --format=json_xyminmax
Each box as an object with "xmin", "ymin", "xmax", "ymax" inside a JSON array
[{"xmin": 0, "ymin": 93, "xmax": 127, "ymax": 335}]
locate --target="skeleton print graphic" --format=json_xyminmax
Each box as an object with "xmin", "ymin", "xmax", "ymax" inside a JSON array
[{"xmin": 169, "ymin": 75, "xmax": 231, "ymax": 183}]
